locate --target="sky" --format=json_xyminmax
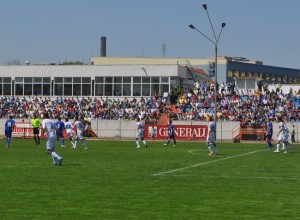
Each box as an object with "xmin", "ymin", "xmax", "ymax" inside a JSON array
[{"xmin": 0, "ymin": 0, "xmax": 299, "ymax": 69}]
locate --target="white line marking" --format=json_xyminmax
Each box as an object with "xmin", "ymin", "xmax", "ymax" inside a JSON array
[
  {"xmin": 188, "ymin": 150, "xmax": 212, "ymax": 156},
  {"xmin": 167, "ymin": 175, "xmax": 298, "ymax": 180},
  {"xmin": 153, "ymin": 150, "xmax": 263, "ymax": 176}
]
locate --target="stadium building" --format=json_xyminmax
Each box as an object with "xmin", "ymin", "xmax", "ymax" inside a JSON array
[{"xmin": 0, "ymin": 37, "xmax": 299, "ymax": 97}]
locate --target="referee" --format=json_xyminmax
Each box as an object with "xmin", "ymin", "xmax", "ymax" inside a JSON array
[{"xmin": 32, "ymin": 114, "xmax": 41, "ymax": 145}]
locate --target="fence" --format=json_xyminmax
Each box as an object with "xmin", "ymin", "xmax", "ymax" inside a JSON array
[{"xmin": 0, "ymin": 119, "xmax": 299, "ymax": 142}]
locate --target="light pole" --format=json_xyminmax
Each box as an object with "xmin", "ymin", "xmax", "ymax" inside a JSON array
[{"xmin": 188, "ymin": 3, "xmax": 226, "ymax": 140}]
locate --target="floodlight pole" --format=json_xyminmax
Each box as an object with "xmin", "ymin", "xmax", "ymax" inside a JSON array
[{"xmin": 188, "ymin": 4, "xmax": 226, "ymax": 140}]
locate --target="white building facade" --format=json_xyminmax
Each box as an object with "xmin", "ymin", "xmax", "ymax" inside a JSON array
[{"xmin": 0, "ymin": 64, "xmax": 196, "ymax": 97}]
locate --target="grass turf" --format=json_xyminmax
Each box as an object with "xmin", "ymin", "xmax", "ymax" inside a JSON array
[{"xmin": 0, "ymin": 139, "xmax": 299, "ymax": 220}]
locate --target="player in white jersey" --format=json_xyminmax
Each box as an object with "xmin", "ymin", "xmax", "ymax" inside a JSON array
[
  {"xmin": 64, "ymin": 118, "xmax": 75, "ymax": 148},
  {"xmin": 206, "ymin": 116, "xmax": 218, "ymax": 155},
  {"xmin": 73, "ymin": 116, "xmax": 87, "ymax": 149},
  {"xmin": 135, "ymin": 117, "xmax": 148, "ymax": 148},
  {"xmin": 41, "ymin": 112, "xmax": 63, "ymax": 166},
  {"xmin": 274, "ymin": 117, "xmax": 289, "ymax": 153}
]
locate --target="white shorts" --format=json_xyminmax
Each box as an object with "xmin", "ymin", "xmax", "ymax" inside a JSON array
[
  {"xmin": 136, "ymin": 130, "xmax": 144, "ymax": 139},
  {"xmin": 46, "ymin": 135, "xmax": 57, "ymax": 150},
  {"xmin": 76, "ymin": 130, "xmax": 84, "ymax": 139},
  {"xmin": 66, "ymin": 129, "xmax": 73, "ymax": 138},
  {"xmin": 206, "ymin": 134, "xmax": 216, "ymax": 143},
  {"xmin": 277, "ymin": 133, "xmax": 286, "ymax": 142}
]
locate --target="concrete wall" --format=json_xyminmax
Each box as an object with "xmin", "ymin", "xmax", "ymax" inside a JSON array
[{"xmin": 4, "ymin": 119, "xmax": 298, "ymax": 142}]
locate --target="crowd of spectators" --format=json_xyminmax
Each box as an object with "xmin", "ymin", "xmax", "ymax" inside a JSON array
[{"xmin": 1, "ymin": 80, "xmax": 300, "ymax": 125}]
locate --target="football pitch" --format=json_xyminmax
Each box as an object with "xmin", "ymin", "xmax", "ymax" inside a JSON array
[{"xmin": 0, "ymin": 139, "xmax": 299, "ymax": 220}]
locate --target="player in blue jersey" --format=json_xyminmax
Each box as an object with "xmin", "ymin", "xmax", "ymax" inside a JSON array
[
  {"xmin": 164, "ymin": 120, "xmax": 177, "ymax": 146},
  {"xmin": 266, "ymin": 118, "xmax": 273, "ymax": 150},
  {"xmin": 5, "ymin": 115, "xmax": 15, "ymax": 147},
  {"xmin": 73, "ymin": 116, "xmax": 87, "ymax": 149},
  {"xmin": 41, "ymin": 112, "xmax": 63, "ymax": 166},
  {"xmin": 55, "ymin": 117, "xmax": 65, "ymax": 147}
]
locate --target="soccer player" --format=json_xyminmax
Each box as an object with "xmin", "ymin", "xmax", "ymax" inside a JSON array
[
  {"xmin": 73, "ymin": 116, "xmax": 88, "ymax": 149},
  {"xmin": 266, "ymin": 118, "xmax": 273, "ymax": 150},
  {"xmin": 31, "ymin": 114, "xmax": 41, "ymax": 145},
  {"xmin": 150, "ymin": 126, "xmax": 156, "ymax": 141},
  {"xmin": 5, "ymin": 115, "xmax": 15, "ymax": 147},
  {"xmin": 64, "ymin": 118, "xmax": 75, "ymax": 148},
  {"xmin": 274, "ymin": 117, "xmax": 289, "ymax": 153},
  {"xmin": 41, "ymin": 112, "xmax": 63, "ymax": 166},
  {"xmin": 135, "ymin": 117, "xmax": 147, "ymax": 148},
  {"xmin": 206, "ymin": 116, "xmax": 218, "ymax": 155},
  {"xmin": 55, "ymin": 117, "xmax": 65, "ymax": 147},
  {"xmin": 164, "ymin": 120, "xmax": 177, "ymax": 146},
  {"xmin": 291, "ymin": 124, "xmax": 296, "ymax": 143}
]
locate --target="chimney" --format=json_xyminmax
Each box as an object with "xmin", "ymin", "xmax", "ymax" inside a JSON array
[{"xmin": 100, "ymin": 36, "xmax": 106, "ymax": 57}]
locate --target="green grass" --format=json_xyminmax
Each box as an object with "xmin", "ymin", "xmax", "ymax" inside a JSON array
[{"xmin": 0, "ymin": 139, "xmax": 300, "ymax": 220}]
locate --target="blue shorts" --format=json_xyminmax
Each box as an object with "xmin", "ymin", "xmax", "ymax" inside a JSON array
[
  {"xmin": 266, "ymin": 133, "xmax": 272, "ymax": 140},
  {"xmin": 56, "ymin": 131, "xmax": 64, "ymax": 138},
  {"xmin": 5, "ymin": 130, "xmax": 12, "ymax": 138},
  {"xmin": 169, "ymin": 134, "xmax": 175, "ymax": 139}
]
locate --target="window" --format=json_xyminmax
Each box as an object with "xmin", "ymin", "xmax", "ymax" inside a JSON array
[
  {"xmin": 33, "ymin": 77, "xmax": 42, "ymax": 83},
  {"xmin": 133, "ymin": 84, "xmax": 141, "ymax": 96},
  {"xmin": 114, "ymin": 77, "xmax": 122, "ymax": 83},
  {"xmin": 105, "ymin": 84, "xmax": 113, "ymax": 96},
  {"xmin": 123, "ymin": 84, "xmax": 131, "ymax": 96},
  {"xmin": 161, "ymin": 84, "xmax": 169, "ymax": 93},
  {"xmin": 114, "ymin": 84, "xmax": 122, "ymax": 96},
  {"xmin": 142, "ymin": 84, "xmax": 150, "ymax": 96},
  {"xmin": 82, "ymin": 84, "xmax": 91, "ymax": 96},
  {"xmin": 55, "ymin": 84, "xmax": 63, "ymax": 96},
  {"xmin": 142, "ymin": 77, "xmax": 150, "ymax": 83},
  {"xmin": 133, "ymin": 77, "xmax": 141, "ymax": 83},
  {"xmin": 3, "ymin": 84, "xmax": 11, "ymax": 95},
  {"xmin": 123, "ymin": 77, "xmax": 131, "ymax": 83},
  {"xmin": 15, "ymin": 77, "xmax": 23, "ymax": 83},
  {"xmin": 33, "ymin": 84, "xmax": 42, "ymax": 96},
  {"xmin": 73, "ymin": 84, "xmax": 81, "ymax": 96},
  {"xmin": 43, "ymin": 78, "xmax": 51, "ymax": 83},
  {"xmin": 95, "ymin": 84, "xmax": 104, "ymax": 96},
  {"xmin": 64, "ymin": 77, "xmax": 72, "ymax": 83},
  {"xmin": 227, "ymin": 70, "xmax": 233, "ymax": 77},
  {"xmin": 55, "ymin": 77, "xmax": 63, "ymax": 83},
  {"xmin": 82, "ymin": 77, "xmax": 91, "ymax": 83},
  {"xmin": 105, "ymin": 77, "xmax": 112, "ymax": 83},
  {"xmin": 16, "ymin": 84, "xmax": 23, "ymax": 95},
  {"xmin": 161, "ymin": 77, "xmax": 169, "ymax": 83},
  {"xmin": 3, "ymin": 77, "xmax": 11, "ymax": 83},
  {"xmin": 151, "ymin": 77, "xmax": 159, "ymax": 83},
  {"xmin": 271, "ymin": 75, "xmax": 275, "ymax": 82},
  {"xmin": 64, "ymin": 84, "xmax": 72, "ymax": 96},
  {"xmin": 43, "ymin": 84, "xmax": 51, "ymax": 96},
  {"xmin": 283, "ymin": 76, "xmax": 287, "ymax": 83},
  {"xmin": 73, "ymin": 77, "xmax": 81, "ymax": 83},
  {"xmin": 24, "ymin": 84, "xmax": 32, "ymax": 95},
  {"xmin": 95, "ymin": 77, "xmax": 103, "ymax": 83},
  {"xmin": 151, "ymin": 84, "xmax": 159, "ymax": 96}
]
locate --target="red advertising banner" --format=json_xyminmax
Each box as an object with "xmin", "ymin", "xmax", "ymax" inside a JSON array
[
  {"xmin": 11, "ymin": 122, "xmax": 97, "ymax": 138},
  {"xmin": 145, "ymin": 124, "xmax": 208, "ymax": 141},
  {"xmin": 12, "ymin": 122, "xmax": 34, "ymax": 138}
]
